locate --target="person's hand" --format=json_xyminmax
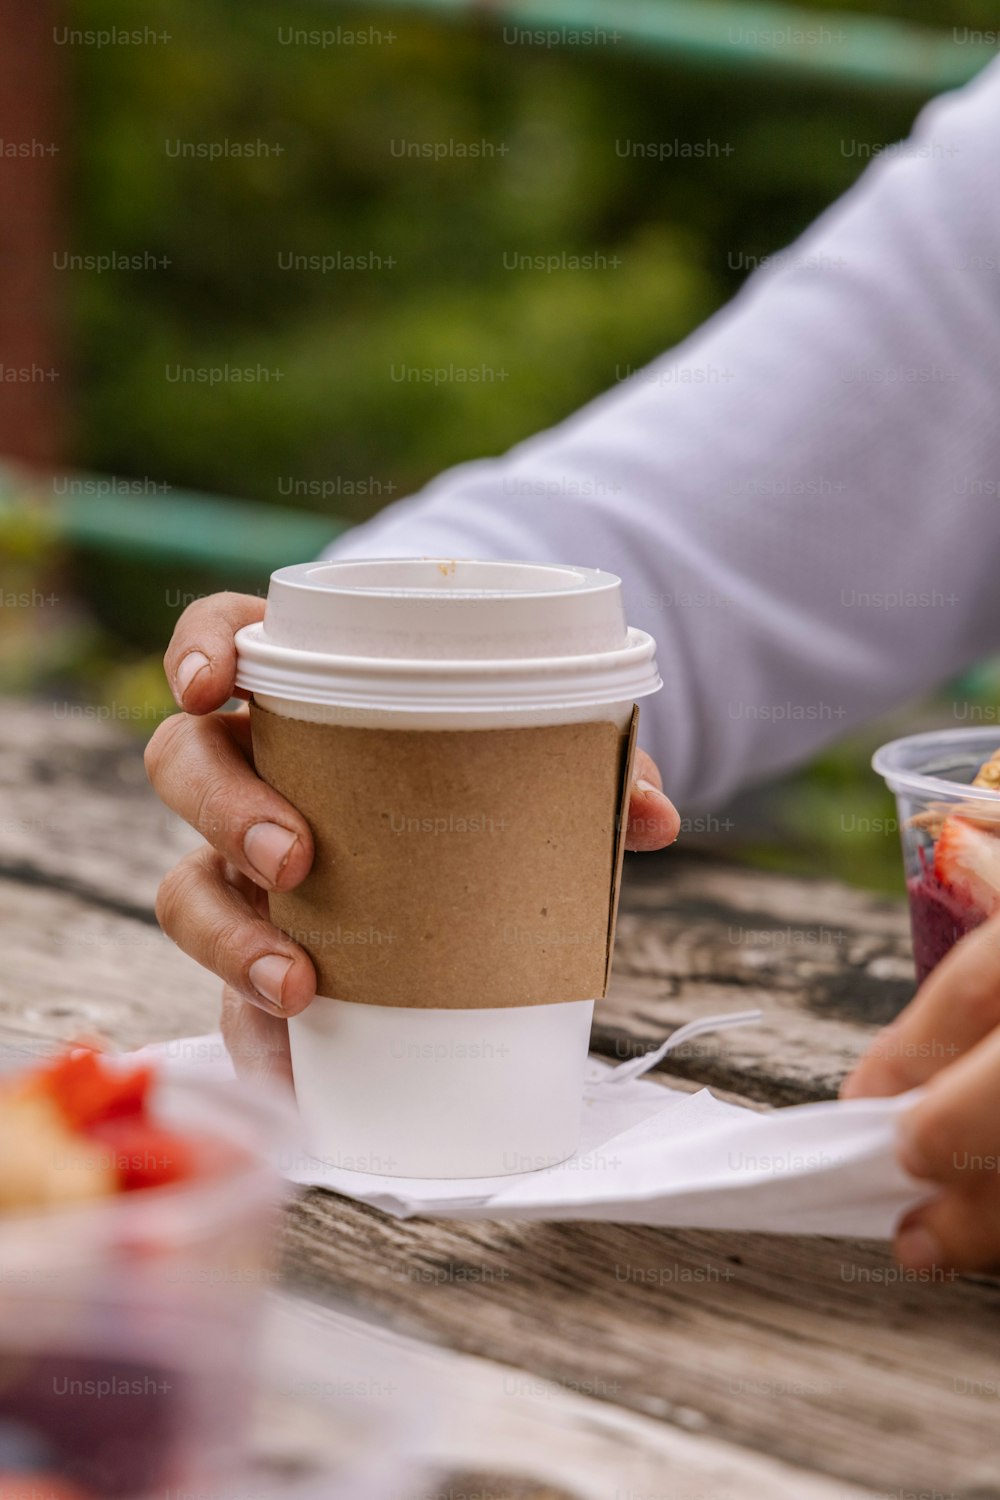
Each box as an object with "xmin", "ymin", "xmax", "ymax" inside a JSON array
[
  {"xmin": 144, "ymin": 594, "xmax": 316, "ymax": 1086},
  {"xmin": 841, "ymin": 911, "xmax": 1000, "ymax": 1274},
  {"xmin": 145, "ymin": 591, "xmax": 681, "ymax": 1085}
]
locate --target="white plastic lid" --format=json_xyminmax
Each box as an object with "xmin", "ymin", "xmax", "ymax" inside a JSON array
[{"xmin": 234, "ymin": 558, "xmax": 661, "ymax": 713}]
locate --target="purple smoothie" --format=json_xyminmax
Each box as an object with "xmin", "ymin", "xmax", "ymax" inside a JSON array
[{"xmin": 907, "ymin": 859, "xmax": 986, "ymax": 983}]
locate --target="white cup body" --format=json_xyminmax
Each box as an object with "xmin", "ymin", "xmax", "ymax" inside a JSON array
[
  {"xmin": 261, "ymin": 692, "xmax": 632, "ymax": 1178},
  {"xmin": 237, "ymin": 560, "xmax": 660, "ymax": 1179},
  {"xmin": 288, "ymin": 997, "xmax": 595, "ymax": 1179}
]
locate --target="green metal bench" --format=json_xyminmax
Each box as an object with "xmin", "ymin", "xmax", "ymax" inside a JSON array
[
  {"xmin": 0, "ymin": 468, "xmax": 347, "ymax": 577},
  {"xmin": 374, "ymin": 0, "xmax": 996, "ymax": 94}
]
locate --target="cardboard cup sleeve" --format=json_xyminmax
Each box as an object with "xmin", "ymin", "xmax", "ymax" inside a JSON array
[{"xmin": 249, "ymin": 702, "xmax": 639, "ymax": 1009}]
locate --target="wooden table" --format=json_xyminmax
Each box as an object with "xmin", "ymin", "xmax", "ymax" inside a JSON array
[{"xmin": 2, "ymin": 698, "xmax": 999, "ymax": 1500}]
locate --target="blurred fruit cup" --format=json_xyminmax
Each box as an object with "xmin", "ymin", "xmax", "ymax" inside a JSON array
[
  {"xmin": 874, "ymin": 729, "xmax": 1000, "ymax": 985},
  {"xmin": 0, "ymin": 1035, "xmax": 297, "ymax": 1500},
  {"xmin": 243, "ymin": 1291, "xmax": 437, "ymax": 1500}
]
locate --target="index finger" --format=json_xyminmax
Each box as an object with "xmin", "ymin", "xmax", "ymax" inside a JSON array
[
  {"xmin": 165, "ymin": 592, "xmax": 265, "ymax": 713},
  {"xmin": 841, "ymin": 911, "xmax": 1000, "ymax": 1098}
]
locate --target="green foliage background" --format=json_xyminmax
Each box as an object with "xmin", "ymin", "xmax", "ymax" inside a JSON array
[{"xmin": 65, "ymin": 0, "xmax": 958, "ymax": 511}]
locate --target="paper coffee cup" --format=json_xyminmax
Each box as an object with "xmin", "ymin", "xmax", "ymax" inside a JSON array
[{"xmin": 235, "ymin": 559, "xmax": 661, "ymax": 1177}]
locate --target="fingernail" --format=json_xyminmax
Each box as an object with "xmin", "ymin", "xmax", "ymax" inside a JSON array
[
  {"xmin": 174, "ymin": 650, "xmax": 210, "ymax": 705},
  {"xmin": 249, "ymin": 954, "xmax": 293, "ymax": 1010},
  {"xmin": 895, "ymin": 1222, "xmax": 943, "ymax": 1272},
  {"xmin": 636, "ymin": 778, "xmax": 663, "ymax": 797},
  {"xmin": 244, "ymin": 822, "xmax": 299, "ymax": 886}
]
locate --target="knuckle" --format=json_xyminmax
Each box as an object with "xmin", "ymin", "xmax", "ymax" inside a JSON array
[
  {"xmin": 143, "ymin": 711, "xmax": 185, "ymax": 784},
  {"xmin": 908, "ymin": 1100, "xmax": 960, "ymax": 1179},
  {"xmin": 155, "ymin": 857, "xmax": 195, "ymax": 940},
  {"xmin": 211, "ymin": 590, "xmax": 252, "ymax": 630},
  {"xmin": 191, "ymin": 762, "xmax": 243, "ymax": 845},
  {"xmin": 176, "ymin": 594, "xmax": 215, "ymax": 630},
  {"xmin": 166, "ymin": 603, "xmax": 204, "ymax": 666},
  {"xmin": 155, "ymin": 846, "xmax": 216, "ymax": 940},
  {"xmin": 211, "ymin": 914, "xmax": 259, "ymax": 991}
]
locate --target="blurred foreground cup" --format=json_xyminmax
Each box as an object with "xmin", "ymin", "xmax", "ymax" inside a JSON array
[{"xmin": 0, "ymin": 1050, "xmax": 295, "ymax": 1498}]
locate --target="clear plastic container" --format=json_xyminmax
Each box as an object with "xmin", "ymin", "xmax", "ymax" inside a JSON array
[
  {"xmin": 238, "ymin": 1292, "xmax": 434, "ymax": 1500},
  {"xmin": 873, "ymin": 728, "xmax": 1000, "ymax": 983},
  {"xmin": 0, "ymin": 1044, "xmax": 296, "ymax": 1498}
]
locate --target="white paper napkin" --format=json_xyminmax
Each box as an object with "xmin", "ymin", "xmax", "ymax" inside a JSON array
[{"xmin": 143, "ymin": 1028, "xmax": 931, "ymax": 1240}]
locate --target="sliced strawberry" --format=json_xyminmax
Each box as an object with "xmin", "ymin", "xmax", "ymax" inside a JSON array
[
  {"xmin": 934, "ymin": 816, "xmax": 1000, "ymax": 917},
  {"xmin": 85, "ymin": 1118, "xmax": 197, "ymax": 1192},
  {"xmin": 27, "ymin": 1052, "xmax": 153, "ymax": 1132}
]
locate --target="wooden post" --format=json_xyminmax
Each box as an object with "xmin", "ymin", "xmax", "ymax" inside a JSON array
[{"xmin": 0, "ymin": 0, "xmax": 61, "ymax": 467}]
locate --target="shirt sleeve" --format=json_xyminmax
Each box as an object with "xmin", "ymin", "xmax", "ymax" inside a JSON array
[{"xmin": 324, "ymin": 59, "xmax": 1000, "ymax": 810}]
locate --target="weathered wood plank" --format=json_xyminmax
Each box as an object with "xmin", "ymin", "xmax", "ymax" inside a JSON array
[
  {"xmin": 0, "ymin": 698, "xmax": 197, "ymax": 912},
  {"xmin": 0, "ymin": 875, "xmax": 220, "ymax": 1047},
  {"xmin": 262, "ymin": 1293, "xmax": 885, "ymax": 1500},
  {"xmin": 596, "ymin": 853, "xmax": 915, "ymax": 1103},
  {"xmin": 281, "ymin": 1200, "xmax": 1000, "ymax": 1498}
]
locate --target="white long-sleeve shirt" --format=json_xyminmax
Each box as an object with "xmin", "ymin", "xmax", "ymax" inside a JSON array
[{"xmin": 325, "ymin": 59, "xmax": 1000, "ymax": 811}]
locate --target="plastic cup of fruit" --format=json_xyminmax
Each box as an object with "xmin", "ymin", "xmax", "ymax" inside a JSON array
[
  {"xmin": 874, "ymin": 729, "xmax": 1000, "ymax": 984},
  {"xmin": 0, "ymin": 1049, "xmax": 296, "ymax": 1500}
]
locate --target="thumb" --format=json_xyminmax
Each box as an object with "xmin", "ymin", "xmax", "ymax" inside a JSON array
[{"xmin": 626, "ymin": 749, "xmax": 680, "ymax": 852}]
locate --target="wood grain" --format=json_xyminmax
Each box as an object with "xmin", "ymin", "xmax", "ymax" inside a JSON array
[
  {"xmin": 0, "ymin": 874, "xmax": 220, "ymax": 1047},
  {"xmin": 597, "ymin": 852, "xmax": 916, "ymax": 1103},
  {"xmin": 263, "ymin": 1293, "xmax": 886, "ymax": 1500},
  {"xmin": 0, "ymin": 699, "xmax": 198, "ymax": 913},
  {"xmin": 280, "ymin": 1195, "xmax": 1000, "ymax": 1497}
]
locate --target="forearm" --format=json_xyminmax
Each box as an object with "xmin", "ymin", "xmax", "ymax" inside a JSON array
[{"xmin": 327, "ymin": 61, "xmax": 1000, "ymax": 808}]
